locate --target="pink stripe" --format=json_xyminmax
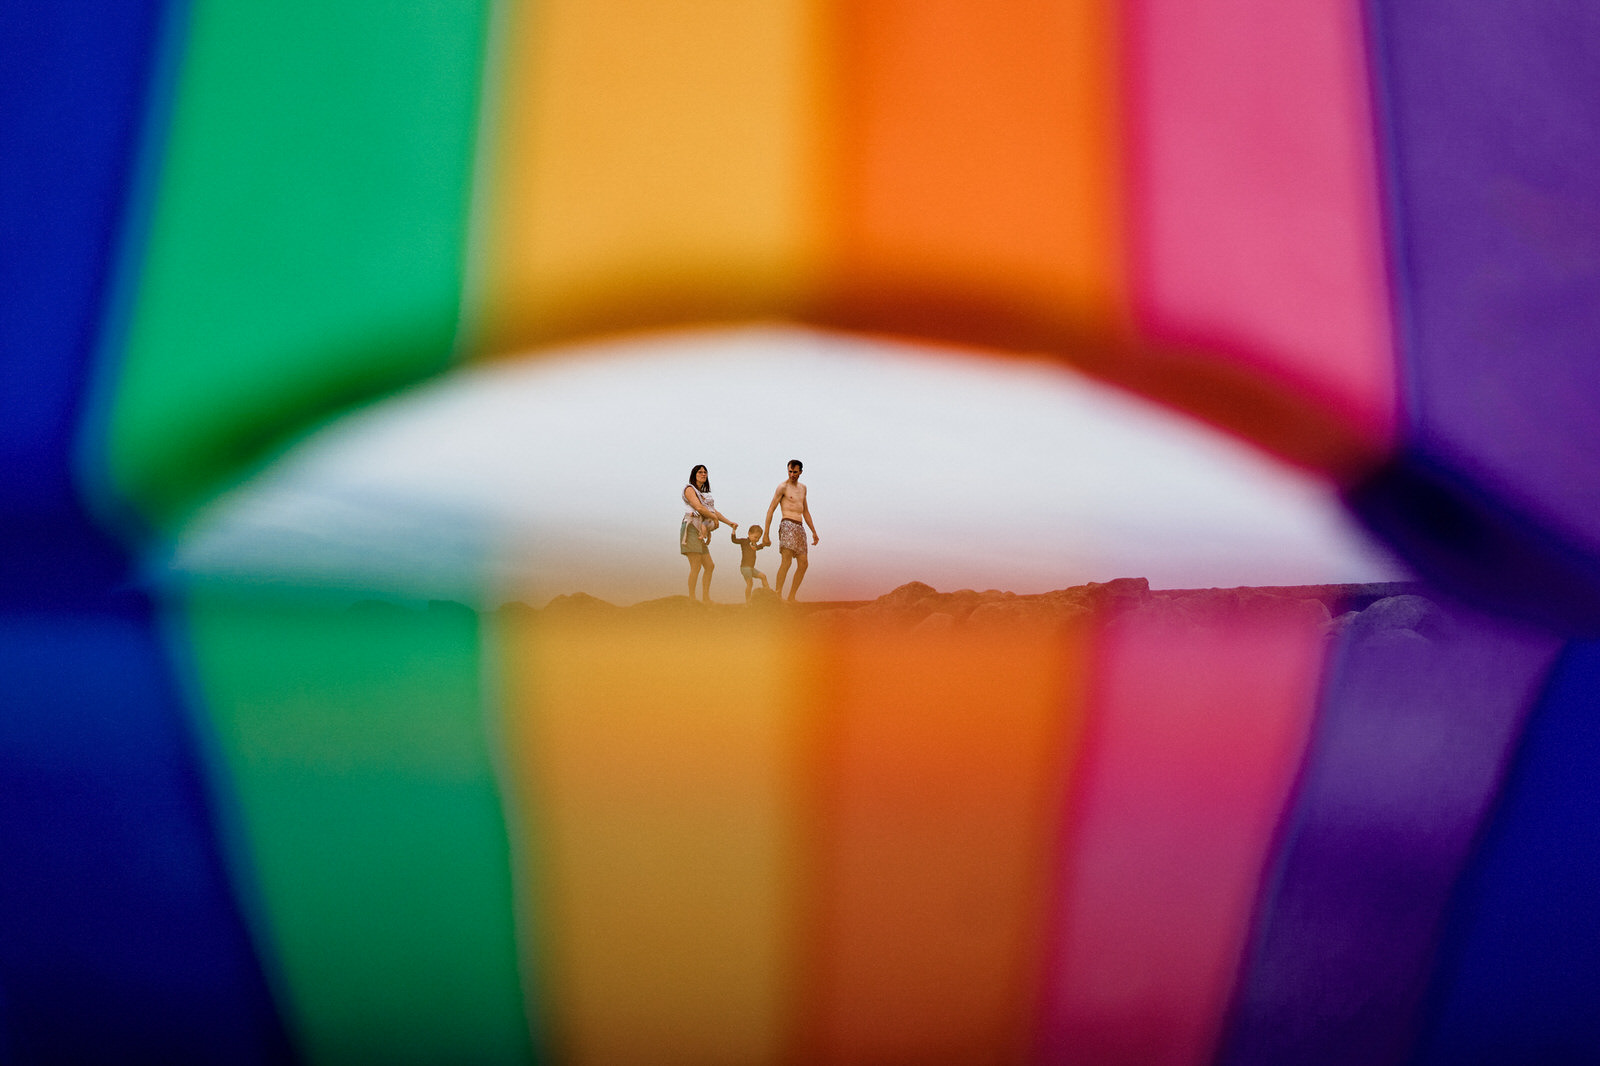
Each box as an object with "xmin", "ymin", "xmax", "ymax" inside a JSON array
[
  {"xmin": 1126, "ymin": 0, "xmax": 1396, "ymax": 443},
  {"xmin": 1035, "ymin": 607, "xmax": 1326, "ymax": 1065}
]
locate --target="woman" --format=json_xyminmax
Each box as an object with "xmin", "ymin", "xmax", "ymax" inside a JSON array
[{"xmin": 682, "ymin": 464, "xmax": 738, "ymax": 603}]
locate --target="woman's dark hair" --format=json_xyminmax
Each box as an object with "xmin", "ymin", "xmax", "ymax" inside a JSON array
[{"xmin": 687, "ymin": 464, "xmax": 710, "ymax": 493}]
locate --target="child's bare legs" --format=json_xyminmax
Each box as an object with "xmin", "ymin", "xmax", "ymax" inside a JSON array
[
  {"xmin": 744, "ymin": 574, "xmax": 754, "ymax": 603},
  {"xmin": 756, "ymin": 569, "xmax": 769, "ymax": 589}
]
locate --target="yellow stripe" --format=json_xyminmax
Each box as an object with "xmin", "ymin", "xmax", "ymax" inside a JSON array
[
  {"xmin": 497, "ymin": 611, "xmax": 801, "ymax": 1065},
  {"xmin": 476, "ymin": 0, "xmax": 828, "ymax": 353}
]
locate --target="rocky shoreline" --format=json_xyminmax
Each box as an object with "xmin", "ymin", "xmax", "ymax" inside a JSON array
[{"xmin": 513, "ymin": 578, "xmax": 1435, "ymax": 638}]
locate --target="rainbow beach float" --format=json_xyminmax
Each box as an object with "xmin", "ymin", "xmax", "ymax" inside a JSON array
[{"xmin": 4, "ymin": 2, "xmax": 1600, "ymax": 1062}]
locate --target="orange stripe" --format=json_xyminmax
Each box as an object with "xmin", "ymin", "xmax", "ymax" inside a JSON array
[
  {"xmin": 794, "ymin": 618, "xmax": 1089, "ymax": 1062},
  {"xmin": 819, "ymin": 0, "xmax": 1125, "ymax": 348}
]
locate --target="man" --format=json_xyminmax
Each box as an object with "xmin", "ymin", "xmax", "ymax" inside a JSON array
[{"xmin": 762, "ymin": 459, "xmax": 819, "ymax": 602}]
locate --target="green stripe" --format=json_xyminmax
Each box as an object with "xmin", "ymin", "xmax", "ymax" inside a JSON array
[
  {"xmin": 184, "ymin": 587, "xmax": 536, "ymax": 1064},
  {"xmin": 108, "ymin": 1, "xmax": 492, "ymax": 526}
]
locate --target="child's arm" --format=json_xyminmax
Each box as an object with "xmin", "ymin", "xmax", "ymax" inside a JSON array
[{"xmin": 731, "ymin": 532, "xmax": 746, "ymax": 544}]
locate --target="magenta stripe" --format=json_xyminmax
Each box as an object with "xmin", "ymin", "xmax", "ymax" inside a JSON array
[
  {"xmin": 1034, "ymin": 609, "xmax": 1325, "ymax": 1065},
  {"xmin": 1125, "ymin": 0, "xmax": 1396, "ymax": 442}
]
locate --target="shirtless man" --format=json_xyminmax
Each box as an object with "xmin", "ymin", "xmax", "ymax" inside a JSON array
[{"xmin": 762, "ymin": 459, "xmax": 820, "ymax": 602}]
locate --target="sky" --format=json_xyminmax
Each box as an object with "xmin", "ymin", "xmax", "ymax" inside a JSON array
[{"xmin": 168, "ymin": 327, "xmax": 1408, "ymax": 606}]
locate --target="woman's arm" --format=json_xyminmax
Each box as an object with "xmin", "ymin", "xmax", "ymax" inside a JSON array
[
  {"xmin": 683, "ymin": 486, "xmax": 720, "ymax": 521},
  {"xmin": 695, "ymin": 496, "xmax": 738, "ymax": 530}
]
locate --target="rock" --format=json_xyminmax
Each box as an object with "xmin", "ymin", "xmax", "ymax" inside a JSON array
[
  {"xmin": 749, "ymin": 588, "xmax": 783, "ymax": 609},
  {"xmin": 629, "ymin": 595, "xmax": 704, "ymax": 618},
  {"xmin": 426, "ymin": 599, "xmax": 476, "ymax": 621},
  {"xmin": 1240, "ymin": 593, "xmax": 1331, "ymax": 627},
  {"xmin": 494, "ymin": 601, "xmax": 538, "ymax": 622},
  {"xmin": 348, "ymin": 599, "xmax": 412, "ymax": 618},
  {"xmin": 1161, "ymin": 590, "xmax": 1230, "ymax": 625},
  {"xmin": 1297, "ymin": 598, "xmax": 1335, "ymax": 628},
  {"xmin": 542, "ymin": 591, "xmax": 617, "ymax": 613},
  {"xmin": 875, "ymin": 581, "xmax": 938, "ymax": 609},
  {"xmin": 1351, "ymin": 594, "xmax": 1454, "ymax": 642},
  {"xmin": 1325, "ymin": 610, "xmax": 1361, "ymax": 637},
  {"xmin": 1337, "ymin": 581, "xmax": 1429, "ymax": 612},
  {"xmin": 1356, "ymin": 594, "xmax": 1431, "ymax": 630},
  {"xmin": 942, "ymin": 589, "xmax": 986, "ymax": 619},
  {"xmin": 965, "ymin": 601, "xmax": 1025, "ymax": 626},
  {"xmin": 1053, "ymin": 602, "xmax": 1093, "ymax": 623},
  {"xmin": 964, "ymin": 598, "xmax": 1092, "ymax": 630},
  {"xmin": 1038, "ymin": 587, "xmax": 1093, "ymax": 611},
  {"xmin": 1361, "ymin": 627, "xmax": 1433, "ymax": 655},
  {"xmin": 1083, "ymin": 577, "xmax": 1150, "ymax": 595},
  {"xmin": 912, "ymin": 612, "xmax": 958, "ymax": 634},
  {"xmin": 857, "ymin": 581, "xmax": 946, "ymax": 626},
  {"xmin": 1079, "ymin": 577, "xmax": 1151, "ymax": 613},
  {"xmin": 1107, "ymin": 598, "xmax": 1202, "ymax": 637}
]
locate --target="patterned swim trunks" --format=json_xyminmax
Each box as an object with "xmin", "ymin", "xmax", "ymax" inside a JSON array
[{"xmin": 779, "ymin": 518, "xmax": 807, "ymax": 556}]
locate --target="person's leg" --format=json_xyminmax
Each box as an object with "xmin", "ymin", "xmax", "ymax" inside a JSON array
[
  {"xmin": 686, "ymin": 555, "xmax": 703, "ymax": 599},
  {"xmin": 743, "ymin": 573, "xmax": 754, "ymax": 603},
  {"xmin": 701, "ymin": 557, "xmax": 714, "ymax": 602},
  {"xmin": 756, "ymin": 568, "xmax": 769, "ymax": 588},
  {"xmin": 787, "ymin": 556, "xmax": 808, "ymax": 602},
  {"xmin": 774, "ymin": 550, "xmax": 794, "ymax": 597}
]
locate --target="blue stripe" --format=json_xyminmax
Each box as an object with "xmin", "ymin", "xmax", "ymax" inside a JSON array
[
  {"xmin": 1410, "ymin": 640, "xmax": 1600, "ymax": 1064},
  {"xmin": 0, "ymin": 4, "xmax": 294, "ymax": 1060}
]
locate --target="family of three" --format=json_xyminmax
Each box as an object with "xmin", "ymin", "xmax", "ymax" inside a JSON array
[{"xmin": 680, "ymin": 459, "xmax": 820, "ymax": 604}]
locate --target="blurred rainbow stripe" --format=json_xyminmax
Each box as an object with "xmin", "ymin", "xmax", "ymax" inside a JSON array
[
  {"xmin": 103, "ymin": 0, "xmax": 1398, "ymax": 532},
  {"xmin": 170, "ymin": 593, "xmax": 1563, "ymax": 1065},
  {"xmin": 5, "ymin": 0, "xmax": 1600, "ymax": 1062}
]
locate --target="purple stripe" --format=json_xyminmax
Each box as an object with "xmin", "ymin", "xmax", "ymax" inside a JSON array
[
  {"xmin": 1217, "ymin": 595, "xmax": 1559, "ymax": 1066},
  {"xmin": 1367, "ymin": 0, "xmax": 1600, "ymax": 572}
]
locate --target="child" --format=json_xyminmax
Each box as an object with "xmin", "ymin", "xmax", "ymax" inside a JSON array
[{"xmin": 731, "ymin": 525, "xmax": 770, "ymax": 603}]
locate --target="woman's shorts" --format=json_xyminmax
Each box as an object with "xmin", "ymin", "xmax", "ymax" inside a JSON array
[{"xmin": 680, "ymin": 519, "xmax": 708, "ymax": 555}]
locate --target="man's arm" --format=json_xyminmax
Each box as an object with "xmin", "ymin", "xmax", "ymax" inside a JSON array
[
  {"xmin": 803, "ymin": 497, "xmax": 819, "ymax": 545},
  {"xmin": 762, "ymin": 484, "xmax": 783, "ymax": 543}
]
